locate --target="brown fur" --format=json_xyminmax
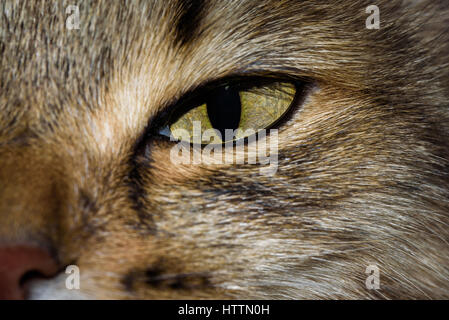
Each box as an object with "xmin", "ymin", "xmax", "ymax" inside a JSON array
[{"xmin": 0, "ymin": 0, "xmax": 449, "ymax": 299}]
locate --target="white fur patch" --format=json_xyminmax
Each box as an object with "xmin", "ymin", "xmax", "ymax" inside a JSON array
[{"xmin": 27, "ymin": 273, "xmax": 92, "ymax": 300}]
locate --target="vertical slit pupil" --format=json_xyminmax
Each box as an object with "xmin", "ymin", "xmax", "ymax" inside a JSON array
[{"xmin": 206, "ymin": 86, "xmax": 241, "ymax": 140}]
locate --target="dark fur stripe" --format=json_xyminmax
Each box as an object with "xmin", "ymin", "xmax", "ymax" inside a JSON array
[{"xmin": 174, "ymin": 0, "xmax": 205, "ymax": 46}]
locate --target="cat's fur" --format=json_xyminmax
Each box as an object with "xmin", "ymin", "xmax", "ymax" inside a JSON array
[{"xmin": 0, "ymin": 0, "xmax": 448, "ymax": 299}]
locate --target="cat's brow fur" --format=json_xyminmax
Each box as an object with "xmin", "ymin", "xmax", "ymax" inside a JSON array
[{"xmin": 0, "ymin": 0, "xmax": 449, "ymax": 299}]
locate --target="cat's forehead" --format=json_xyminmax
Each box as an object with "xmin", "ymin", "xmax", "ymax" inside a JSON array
[
  {"xmin": 0, "ymin": 0, "xmax": 363, "ymax": 99},
  {"xmin": 0, "ymin": 1, "xmax": 288, "ymax": 86}
]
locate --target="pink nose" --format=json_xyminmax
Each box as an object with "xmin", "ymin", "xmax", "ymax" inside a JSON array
[{"xmin": 0, "ymin": 246, "xmax": 58, "ymax": 299}]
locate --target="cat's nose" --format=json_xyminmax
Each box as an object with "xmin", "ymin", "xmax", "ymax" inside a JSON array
[{"xmin": 0, "ymin": 246, "xmax": 59, "ymax": 299}]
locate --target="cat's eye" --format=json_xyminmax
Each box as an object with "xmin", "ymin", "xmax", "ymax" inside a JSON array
[{"xmin": 157, "ymin": 81, "xmax": 297, "ymax": 144}]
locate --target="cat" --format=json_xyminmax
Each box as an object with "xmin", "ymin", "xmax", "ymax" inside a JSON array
[{"xmin": 0, "ymin": 0, "xmax": 448, "ymax": 299}]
